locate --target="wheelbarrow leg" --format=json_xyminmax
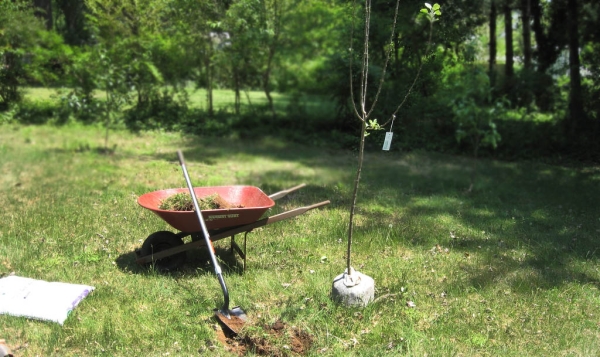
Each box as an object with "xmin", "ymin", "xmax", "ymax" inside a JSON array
[
  {"xmin": 243, "ymin": 232, "xmax": 247, "ymax": 271},
  {"xmin": 230, "ymin": 233, "xmax": 248, "ymax": 272}
]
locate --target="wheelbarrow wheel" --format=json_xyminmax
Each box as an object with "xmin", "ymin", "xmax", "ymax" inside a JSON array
[{"xmin": 141, "ymin": 231, "xmax": 186, "ymax": 271}]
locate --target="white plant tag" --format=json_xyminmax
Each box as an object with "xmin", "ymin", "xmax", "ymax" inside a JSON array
[{"xmin": 382, "ymin": 132, "xmax": 393, "ymax": 151}]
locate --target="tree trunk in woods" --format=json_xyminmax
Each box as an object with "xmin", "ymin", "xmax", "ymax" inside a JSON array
[
  {"xmin": 503, "ymin": 1, "xmax": 515, "ymax": 101},
  {"xmin": 530, "ymin": 0, "xmax": 559, "ymax": 111},
  {"xmin": 520, "ymin": 0, "xmax": 534, "ymax": 107},
  {"xmin": 262, "ymin": 59, "xmax": 276, "ymax": 117},
  {"xmin": 33, "ymin": 0, "xmax": 53, "ymax": 30},
  {"xmin": 566, "ymin": 0, "xmax": 585, "ymax": 135},
  {"xmin": 489, "ymin": 0, "xmax": 497, "ymax": 89},
  {"xmin": 521, "ymin": 0, "xmax": 532, "ymax": 70},
  {"xmin": 206, "ymin": 56, "xmax": 214, "ymax": 116},
  {"xmin": 531, "ymin": 0, "xmax": 546, "ymax": 68},
  {"xmin": 234, "ymin": 71, "xmax": 241, "ymax": 115},
  {"xmin": 56, "ymin": 0, "xmax": 88, "ymax": 45},
  {"xmin": 262, "ymin": 0, "xmax": 282, "ymax": 118},
  {"xmin": 531, "ymin": 0, "xmax": 564, "ymax": 73},
  {"xmin": 504, "ymin": 2, "xmax": 514, "ymax": 79}
]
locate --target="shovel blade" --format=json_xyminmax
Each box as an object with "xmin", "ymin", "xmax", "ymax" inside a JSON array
[{"xmin": 215, "ymin": 306, "xmax": 247, "ymax": 334}]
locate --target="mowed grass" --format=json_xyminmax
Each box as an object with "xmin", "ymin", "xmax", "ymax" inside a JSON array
[
  {"xmin": 22, "ymin": 86, "xmax": 336, "ymax": 118},
  {"xmin": 1, "ymin": 123, "xmax": 600, "ymax": 356}
]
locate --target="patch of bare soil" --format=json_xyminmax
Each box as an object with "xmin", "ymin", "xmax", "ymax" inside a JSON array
[
  {"xmin": 217, "ymin": 314, "xmax": 247, "ymax": 333},
  {"xmin": 215, "ymin": 319, "xmax": 314, "ymax": 356}
]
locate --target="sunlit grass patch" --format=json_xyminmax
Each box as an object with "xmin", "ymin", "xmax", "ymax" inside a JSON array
[{"xmin": 0, "ymin": 123, "xmax": 599, "ymax": 356}]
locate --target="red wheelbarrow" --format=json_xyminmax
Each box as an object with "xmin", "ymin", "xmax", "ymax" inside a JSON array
[{"xmin": 136, "ymin": 183, "xmax": 330, "ymax": 271}]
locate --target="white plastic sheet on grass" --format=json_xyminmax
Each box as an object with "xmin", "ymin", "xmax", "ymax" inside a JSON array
[{"xmin": 0, "ymin": 275, "xmax": 94, "ymax": 325}]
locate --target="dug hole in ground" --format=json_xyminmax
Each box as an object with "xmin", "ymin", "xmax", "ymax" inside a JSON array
[{"xmin": 331, "ymin": 267, "xmax": 374, "ymax": 307}]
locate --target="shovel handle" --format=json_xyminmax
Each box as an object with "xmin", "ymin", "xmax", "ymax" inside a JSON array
[
  {"xmin": 177, "ymin": 150, "xmax": 185, "ymax": 166},
  {"xmin": 177, "ymin": 150, "xmax": 230, "ymax": 310}
]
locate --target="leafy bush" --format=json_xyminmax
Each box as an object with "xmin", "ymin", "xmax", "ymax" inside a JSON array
[
  {"xmin": 0, "ymin": 2, "xmax": 71, "ymax": 109},
  {"xmin": 11, "ymin": 100, "xmax": 60, "ymax": 125},
  {"xmin": 437, "ymin": 64, "xmax": 506, "ymax": 157},
  {"xmin": 124, "ymin": 90, "xmax": 189, "ymax": 132},
  {"xmin": 0, "ymin": 1, "xmax": 41, "ymax": 109},
  {"xmin": 56, "ymin": 88, "xmax": 102, "ymax": 124},
  {"xmin": 494, "ymin": 114, "xmax": 563, "ymax": 160},
  {"xmin": 0, "ymin": 103, "xmax": 18, "ymax": 124}
]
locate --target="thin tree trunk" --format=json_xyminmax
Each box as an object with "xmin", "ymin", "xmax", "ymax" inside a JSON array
[
  {"xmin": 567, "ymin": 0, "xmax": 584, "ymax": 134},
  {"xmin": 262, "ymin": 66, "xmax": 275, "ymax": 117},
  {"xmin": 522, "ymin": 0, "xmax": 532, "ymax": 70},
  {"xmin": 520, "ymin": 0, "xmax": 534, "ymax": 107},
  {"xmin": 233, "ymin": 70, "xmax": 241, "ymax": 115},
  {"xmin": 56, "ymin": 0, "xmax": 87, "ymax": 45},
  {"xmin": 489, "ymin": 0, "xmax": 497, "ymax": 89},
  {"xmin": 33, "ymin": 0, "xmax": 53, "ymax": 30},
  {"xmin": 503, "ymin": 0, "xmax": 515, "ymax": 103},
  {"xmin": 504, "ymin": 1, "xmax": 514, "ymax": 79},
  {"xmin": 347, "ymin": 120, "xmax": 367, "ymax": 274},
  {"xmin": 262, "ymin": 0, "xmax": 281, "ymax": 118},
  {"xmin": 105, "ymin": 90, "xmax": 111, "ymax": 152},
  {"xmin": 531, "ymin": 0, "xmax": 547, "ymax": 69},
  {"xmin": 206, "ymin": 56, "xmax": 213, "ymax": 116}
]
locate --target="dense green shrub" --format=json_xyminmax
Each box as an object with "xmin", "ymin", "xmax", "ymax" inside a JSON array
[
  {"xmin": 1, "ymin": 2, "xmax": 72, "ymax": 110},
  {"xmin": 9, "ymin": 100, "xmax": 61, "ymax": 125},
  {"xmin": 124, "ymin": 90, "xmax": 189, "ymax": 132},
  {"xmin": 0, "ymin": 2, "xmax": 44, "ymax": 109}
]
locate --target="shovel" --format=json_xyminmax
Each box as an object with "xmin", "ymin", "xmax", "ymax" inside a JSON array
[{"xmin": 177, "ymin": 150, "xmax": 247, "ymax": 334}]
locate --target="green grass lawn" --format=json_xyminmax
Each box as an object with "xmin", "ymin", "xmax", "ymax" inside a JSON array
[
  {"xmin": 22, "ymin": 86, "xmax": 336, "ymax": 118},
  {"xmin": 1, "ymin": 123, "xmax": 599, "ymax": 356}
]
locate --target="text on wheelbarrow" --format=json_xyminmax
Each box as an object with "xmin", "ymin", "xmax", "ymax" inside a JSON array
[{"xmin": 207, "ymin": 214, "xmax": 240, "ymax": 221}]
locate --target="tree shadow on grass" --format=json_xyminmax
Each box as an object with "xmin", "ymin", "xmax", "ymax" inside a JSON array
[
  {"xmin": 351, "ymin": 154, "xmax": 600, "ymax": 293},
  {"xmin": 114, "ymin": 133, "xmax": 600, "ymax": 294}
]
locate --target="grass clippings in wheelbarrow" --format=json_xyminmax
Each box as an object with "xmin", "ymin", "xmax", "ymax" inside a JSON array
[{"xmin": 158, "ymin": 192, "xmax": 244, "ymax": 211}]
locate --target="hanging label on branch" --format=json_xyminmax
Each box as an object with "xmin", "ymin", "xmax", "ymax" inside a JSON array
[{"xmin": 382, "ymin": 132, "xmax": 393, "ymax": 151}]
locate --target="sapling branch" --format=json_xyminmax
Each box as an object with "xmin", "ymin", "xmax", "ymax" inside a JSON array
[
  {"xmin": 349, "ymin": 0, "xmax": 401, "ymax": 122},
  {"xmin": 383, "ymin": 3, "xmax": 440, "ymax": 127}
]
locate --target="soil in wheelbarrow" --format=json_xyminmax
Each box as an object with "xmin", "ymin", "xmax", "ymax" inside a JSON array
[
  {"xmin": 159, "ymin": 192, "xmax": 244, "ymax": 211},
  {"xmin": 213, "ymin": 319, "xmax": 314, "ymax": 356}
]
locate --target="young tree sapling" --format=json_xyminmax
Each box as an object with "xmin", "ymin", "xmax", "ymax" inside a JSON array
[{"xmin": 332, "ymin": 1, "xmax": 441, "ymax": 306}]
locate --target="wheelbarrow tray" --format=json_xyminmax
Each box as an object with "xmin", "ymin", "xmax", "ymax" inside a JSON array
[{"xmin": 137, "ymin": 186, "xmax": 275, "ymax": 231}]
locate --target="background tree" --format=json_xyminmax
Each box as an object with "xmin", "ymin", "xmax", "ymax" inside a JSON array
[
  {"xmin": 0, "ymin": 0, "xmax": 598, "ymax": 162},
  {"xmin": 55, "ymin": 0, "xmax": 90, "ymax": 46},
  {"xmin": 84, "ymin": 0, "xmax": 189, "ymax": 117},
  {"xmin": 260, "ymin": 0, "xmax": 285, "ymax": 117},
  {"xmin": 171, "ymin": 0, "xmax": 226, "ymax": 116},
  {"xmin": 530, "ymin": 0, "xmax": 562, "ymax": 111},
  {"xmin": 489, "ymin": 0, "xmax": 498, "ymax": 89},
  {"xmin": 503, "ymin": 0, "xmax": 515, "ymax": 98},
  {"xmin": 521, "ymin": 0, "xmax": 532, "ymax": 70},
  {"xmin": 222, "ymin": 0, "xmax": 290, "ymax": 117},
  {"xmin": 566, "ymin": 0, "xmax": 585, "ymax": 136},
  {"xmin": 33, "ymin": 0, "xmax": 53, "ymax": 30},
  {"xmin": 222, "ymin": 0, "xmax": 265, "ymax": 115},
  {"xmin": 0, "ymin": 1, "xmax": 58, "ymax": 109}
]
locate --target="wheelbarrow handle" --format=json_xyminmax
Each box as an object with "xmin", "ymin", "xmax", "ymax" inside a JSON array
[
  {"xmin": 268, "ymin": 183, "xmax": 307, "ymax": 200},
  {"xmin": 208, "ymin": 200, "xmax": 331, "ymax": 241}
]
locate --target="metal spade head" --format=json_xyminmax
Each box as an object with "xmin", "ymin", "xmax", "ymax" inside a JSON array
[{"xmin": 215, "ymin": 306, "xmax": 248, "ymax": 334}]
